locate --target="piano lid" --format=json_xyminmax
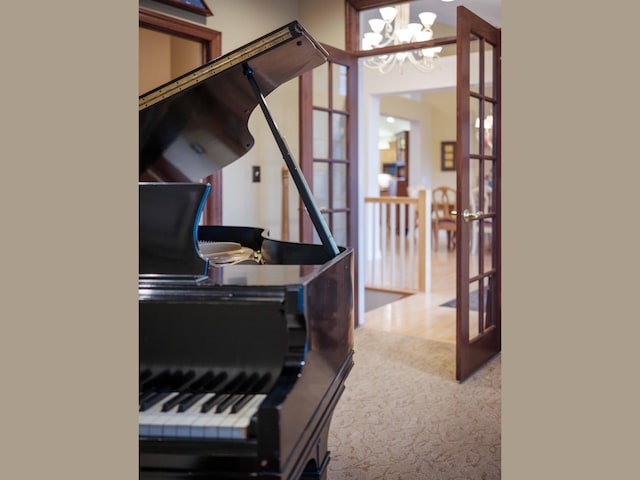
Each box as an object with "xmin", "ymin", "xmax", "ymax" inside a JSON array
[{"xmin": 139, "ymin": 21, "xmax": 328, "ymax": 182}]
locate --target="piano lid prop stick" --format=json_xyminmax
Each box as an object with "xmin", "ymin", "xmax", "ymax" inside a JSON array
[{"xmin": 244, "ymin": 64, "xmax": 340, "ymax": 258}]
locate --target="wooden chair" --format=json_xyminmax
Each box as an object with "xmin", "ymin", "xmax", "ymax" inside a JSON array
[{"xmin": 432, "ymin": 186, "xmax": 456, "ymax": 250}]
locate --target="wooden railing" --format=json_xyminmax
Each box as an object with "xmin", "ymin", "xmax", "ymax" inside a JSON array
[{"xmin": 363, "ymin": 189, "xmax": 431, "ymax": 294}]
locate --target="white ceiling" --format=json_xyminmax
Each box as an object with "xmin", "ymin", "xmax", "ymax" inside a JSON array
[
  {"xmin": 379, "ymin": 115, "xmax": 412, "ymax": 146},
  {"xmin": 418, "ymin": 0, "xmax": 501, "ymax": 28},
  {"xmin": 361, "ymin": 0, "xmax": 501, "ymax": 29}
]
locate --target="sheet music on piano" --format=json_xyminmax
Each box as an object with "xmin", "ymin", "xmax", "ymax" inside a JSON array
[{"xmin": 139, "ymin": 21, "xmax": 354, "ymax": 480}]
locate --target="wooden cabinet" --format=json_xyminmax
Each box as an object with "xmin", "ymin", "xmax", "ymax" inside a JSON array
[
  {"xmin": 378, "ymin": 130, "xmax": 409, "ymax": 198},
  {"xmin": 394, "ymin": 131, "xmax": 409, "ymax": 196}
]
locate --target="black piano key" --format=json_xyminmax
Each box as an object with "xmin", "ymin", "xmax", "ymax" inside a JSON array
[
  {"xmin": 140, "ymin": 370, "xmax": 197, "ymax": 409},
  {"xmin": 177, "ymin": 392, "xmax": 206, "ymax": 412},
  {"xmin": 229, "ymin": 373, "xmax": 270, "ymax": 414},
  {"xmin": 187, "ymin": 371, "xmax": 215, "ymax": 391},
  {"xmin": 200, "ymin": 393, "xmax": 226, "ymax": 413},
  {"xmin": 161, "ymin": 392, "xmax": 192, "ymax": 412},
  {"xmin": 216, "ymin": 373, "xmax": 260, "ymax": 414},
  {"xmin": 230, "ymin": 394, "xmax": 254, "ymax": 414},
  {"xmin": 140, "ymin": 391, "xmax": 172, "ymax": 412},
  {"xmin": 215, "ymin": 394, "xmax": 241, "ymax": 414},
  {"xmin": 139, "ymin": 390, "xmax": 156, "ymax": 405},
  {"xmin": 140, "ymin": 369, "xmax": 171, "ymax": 392},
  {"xmin": 239, "ymin": 373, "xmax": 261, "ymax": 392},
  {"xmin": 253, "ymin": 373, "xmax": 272, "ymax": 393},
  {"xmin": 220, "ymin": 372, "xmax": 247, "ymax": 393},
  {"xmin": 139, "ymin": 369, "xmax": 152, "ymax": 384},
  {"xmin": 202, "ymin": 372, "xmax": 228, "ymax": 392},
  {"xmin": 201, "ymin": 373, "xmax": 245, "ymax": 413},
  {"xmin": 168, "ymin": 370, "xmax": 196, "ymax": 390}
]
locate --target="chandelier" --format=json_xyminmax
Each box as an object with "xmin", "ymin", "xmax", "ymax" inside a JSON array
[{"xmin": 362, "ymin": 4, "xmax": 443, "ymax": 74}]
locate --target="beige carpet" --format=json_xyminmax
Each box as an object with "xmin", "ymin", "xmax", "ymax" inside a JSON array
[{"xmin": 327, "ymin": 328, "xmax": 501, "ymax": 479}]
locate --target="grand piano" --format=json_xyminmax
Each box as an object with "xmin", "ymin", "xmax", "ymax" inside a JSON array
[{"xmin": 139, "ymin": 22, "xmax": 354, "ymax": 480}]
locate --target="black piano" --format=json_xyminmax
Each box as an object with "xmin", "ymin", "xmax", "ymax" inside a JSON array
[{"xmin": 139, "ymin": 22, "xmax": 354, "ymax": 480}]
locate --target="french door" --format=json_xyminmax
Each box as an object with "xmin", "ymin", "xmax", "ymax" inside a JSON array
[
  {"xmin": 455, "ymin": 6, "xmax": 501, "ymax": 381},
  {"xmin": 299, "ymin": 44, "xmax": 359, "ymax": 326}
]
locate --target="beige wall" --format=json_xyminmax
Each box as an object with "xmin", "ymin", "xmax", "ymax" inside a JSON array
[
  {"xmin": 138, "ymin": 28, "xmax": 171, "ymax": 94},
  {"xmin": 421, "ymin": 89, "xmax": 457, "ymax": 189},
  {"xmin": 139, "ymin": 29, "xmax": 203, "ymax": 94},
  {"xmin": 380, "ymin": 95, "xmax": 431, "ymax": 189},
  {"xmin": 205, "ymin": 0, "xmax": 300, "ymax": 52},
  {"xmin": 299, "ymin": 0, "xmax": 345, "ymax": 49},
  {"xmin": 171, "ymin": 36, "xmax": 203, "ymax": 79}
]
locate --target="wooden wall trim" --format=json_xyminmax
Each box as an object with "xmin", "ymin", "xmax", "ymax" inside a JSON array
[
  {"xmin": 346, "ymin": 0, "xmax": 398, "ymax": 10},
  {"xmin": 140, "ymin": 7, "xmax": 218, "ymax": 40}
]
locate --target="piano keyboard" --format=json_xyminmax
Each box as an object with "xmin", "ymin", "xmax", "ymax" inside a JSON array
[{"xmin": 139, "ymin": 370, "xmax": 269, "ymax": 440}]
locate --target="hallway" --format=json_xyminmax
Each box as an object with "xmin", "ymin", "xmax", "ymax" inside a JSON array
[{"xmin": 362, "ymin": 247, "xmax": 457, "ymax": 344}]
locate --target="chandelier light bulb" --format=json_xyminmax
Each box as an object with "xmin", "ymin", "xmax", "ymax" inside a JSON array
[
  {"xmin": 379, "ymin": 6, "xmax": 398, "ymax": 22},
  {"xmin": 408, "ymin": 23, "xmax": 423, "ymax": 40},
  {"xmin": 419, "ymin": 12, "xmax": 437, "ymax": 27},
  {"xmin": 369, "ymin": 18, "xmax": 385, "ymax": 33},
  {"xmin": 414, "ymin": 30, "xmax": 433, "ymax": 42},
  {"xmin": 422, "ymin": 46, "xmax": 443, "ymax": 57},
  {"xmin": 396, "ymin": 28, "xmax": 412, "ymax": 43},
  {"xmin": 364, "ymin": 32, "xmax": 383, "ymax": 46}
]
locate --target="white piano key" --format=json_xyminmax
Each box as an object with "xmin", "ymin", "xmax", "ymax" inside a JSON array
[
  {"xmin": 139, "ymin": 392, "xmax": 180, "ymax": 437},
  {"xmin": 205, "ymin": 394, "xmax": 253, "ymax": 440},
  {"xmin": 194, "ymin": 393, "xmax": 264, "ymax": 440},
  {"xmin": 163, "ymin": 393, "xmax": 215, "ymax": 438},
  {"xmin": 214, "ymin": 403, "xmax": 241, "ymax": 439},
  {"xmin": 139, "ymin": 390, "xmax": 265, "ymax": 440},
  {"xmin": 230, "ymin": 394, "xmax": 266, "ymax": 439},
  {"xmin": 190, "ymin": 396, "xmax": 223, "ymax": 439},
  {"xmin": 201, "ymin": 400, "xmax": 233, "ymax": 439}
]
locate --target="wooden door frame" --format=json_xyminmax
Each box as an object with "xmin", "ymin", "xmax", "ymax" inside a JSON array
[
  {"xmin": 139, "ymin": 7, "xmax": 222, "ymax": 225},
  {"xmin": 345, "ymin": 0, "xmax": 502, "ymax": 379},
  {"xmin": 299, "ymin": 42, "xmax": 359, "ymax": 326}
]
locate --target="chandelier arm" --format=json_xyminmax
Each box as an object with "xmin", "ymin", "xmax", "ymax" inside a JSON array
[
  {"xmin": 375, "ymin": 26, "xmax": 396, "ymax": 48},
  {"xmin": 357, "ymin": 35, "xmax": 455, "ymax": 58},
  {"xmin": 364, "ymin": 52, "xmax": 398, "ymax": 74},
  {"xmin": 408, "ymin": 51, "xmax": 438, "ymax": 72},
  {"xmin": 379, "ymin": 55, "xmax": 397, "ymax": 74}
]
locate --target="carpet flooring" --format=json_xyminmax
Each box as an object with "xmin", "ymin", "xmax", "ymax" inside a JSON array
[{"xmin": 327, "ymin": 327, "xmax": 501, "ymax": 479}]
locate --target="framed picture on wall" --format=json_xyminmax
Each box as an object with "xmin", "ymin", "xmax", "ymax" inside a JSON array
[
  {"xmin": 441, "ymin": 141, "xmax": 456, "ymax": 171},
  {"xmin": 153, "ymin": 0, "xmax": 213, "ymax": 16}
]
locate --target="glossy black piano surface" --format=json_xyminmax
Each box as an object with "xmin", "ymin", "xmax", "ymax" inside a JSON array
[
  {"xmin": 139, "ymin": 21, "xmax": 354, "ymax": 480},
  {"xmin": 139, "ymin": 21, "xmax": 328, "ymax": 183}
]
